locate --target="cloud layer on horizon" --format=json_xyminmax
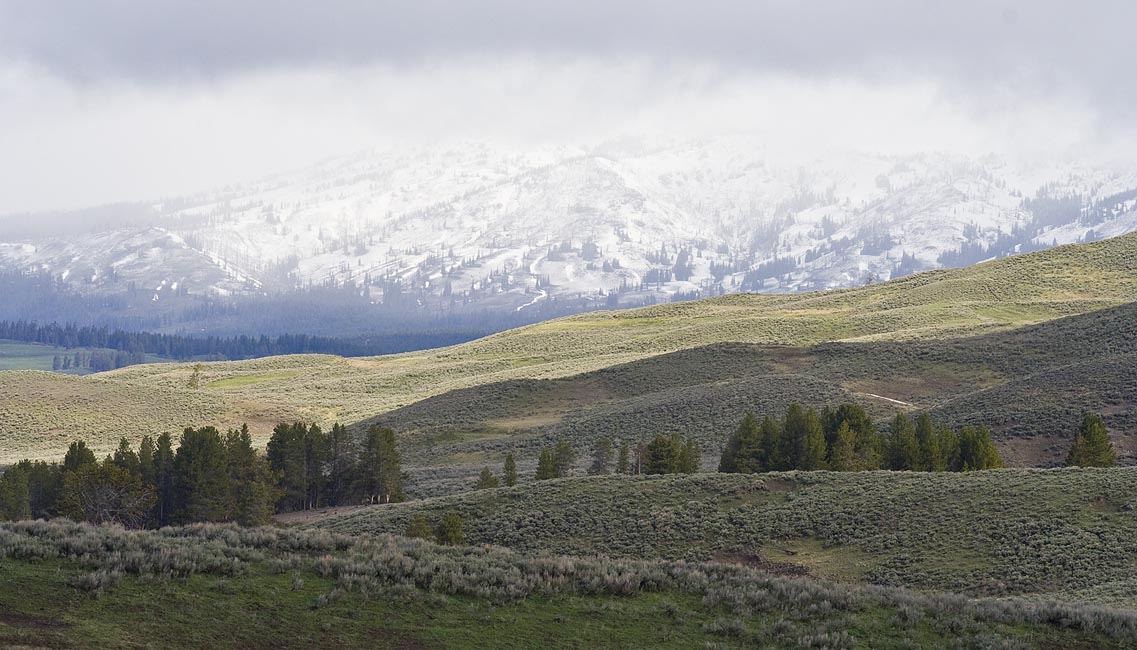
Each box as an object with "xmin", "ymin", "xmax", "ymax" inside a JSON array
[{"xmin": 1, "ymin": 1, "xmax": 1134, "ymax": 213}]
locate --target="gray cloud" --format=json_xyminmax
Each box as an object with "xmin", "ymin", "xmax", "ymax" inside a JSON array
[
  {"xmin": 2, "ymin": 0, "xmax": 1135, "ymax": 113},
  {"xmin": 1, "ymin": 1, "xmax": 1134, "ymax": 214}
]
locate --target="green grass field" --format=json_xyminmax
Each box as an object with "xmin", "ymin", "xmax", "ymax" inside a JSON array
[
  {"xmin": 0, "ymin": 340, "xmax": 72, "ymax": 372},
  {"xmin": 2, "ymin": 233, "xmax": 1137, "ymax": 464},
  {"xmin": 311, "ymin": 468, "xmax": 1137, "ymax": 609},
  {"xmin": 2, "ymin": 519, "xmax": 1133, "ymax": 649}
]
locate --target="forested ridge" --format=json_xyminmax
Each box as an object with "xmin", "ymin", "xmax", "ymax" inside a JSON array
[{"xmin": 0, "ymin": 319, "xmax": 481, "ymax": 365}]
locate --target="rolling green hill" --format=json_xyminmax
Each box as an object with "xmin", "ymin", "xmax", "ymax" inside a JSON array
[
  {"xmin": 361, "ymin": 301, "xmax": 1137, "ymax": 496},
  {"xmin": 2, "ymin": 519, "xmax": 1134, "ymax": 649},
  {"xmin": 2, "ymin": 233, "xmax": 1136, "ymax": 463},
  {"xmin": 311, "ymin": 468, "xmax": 1137, "ymax": 609}
]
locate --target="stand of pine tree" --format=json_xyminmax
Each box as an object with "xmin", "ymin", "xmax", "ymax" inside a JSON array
[
  {"xmin": 718, "ymin": 403, "xmax": 1005, "ymax": 474},
  {"xmin": 0, "ymin": 422, "xmax": 405, "ymax": 527}
]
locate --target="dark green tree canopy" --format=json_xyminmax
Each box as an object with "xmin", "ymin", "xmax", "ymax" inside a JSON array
[{"xmin": 1066, "ymin": 413, "xmax": 1117, "ymax": 468}]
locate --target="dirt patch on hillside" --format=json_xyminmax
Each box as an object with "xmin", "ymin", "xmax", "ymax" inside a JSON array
[{"xmin": 712, "ymin": 550, "xmax": 811, "ymax": 578}]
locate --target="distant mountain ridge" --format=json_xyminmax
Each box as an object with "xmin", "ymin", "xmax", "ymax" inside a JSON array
[{"xmin": 1, "ymin": 138, "xmax": 1135, "ymax": 331}]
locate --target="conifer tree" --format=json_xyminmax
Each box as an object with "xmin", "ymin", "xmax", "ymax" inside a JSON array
[
  {"xmin": 436, "ymin": 511, "xmax": 465, "ymax": 546},
  {"xmin": 475, "ymin": 467, "xmax": 500, "ymax": 490},
  {"xmin": 303, "ymin": 424, "xmax": 329, "ymax": 510},
  {"xmin": 325, "ymin": 423, "xmax": 356, "ymax": 506},
  {"xmin": 822, "ymin": 403, "xmax": 873, "ymax": 461},
  {"xmin": 535, "ymin": 448, "xmax": 557, "ymax": 480},
  {"xmin": 266, "ymin": 422, "xmax": 309, "ymax": 511},
  {"xmin": 758, "ymin": 416, "xmax": 782, "ymax": 471},
  {"xmin": 588, "ymin": 438, "xmax": 613, "ymax": 475},
  {"xmin": 644, "ymin": 434, "xmax": 700, "ymax": 474},
  {"xmin": 62, "ymin": 441, "xmax": 97, "ymax": 473},
  {"xmin": 358, "ymin": 425, "xmax": 404, "ymax": 504},
  {"xmin": 679, "ymin": 437, "xmax": 700, "ymax": 473},
  {"xmin": 1066, "ymin": 413, "xmax": 1117, "ymax": 467},
  {"xmin": 957, "ymin": 426, "xmax": 1004, "ymax": 471},
  {"xmin": 886, "ymin": 414, "xmax": 920, "ymax": 470},
  {"xmin": 719, "ymin": 414, "xmax": 749, "ymax": 473},
  {"xmin": 405, "ymin": 514, "xmax": 434, "ymax": 540},
  {"xmin": 915, "ymin": 413, "xmax": 945, "ymax": 472},
  {"xmin": 152, "ymin": 432, "xmax": 175, "ymax": 527},
  {"xmin": 111, "ymin": 437, "xmax": 141, "ymax": 478},
  {"xmin": 171, "ymin": 426, "xmax": 231, "ymax": 523},
  {"xmin": 781, "ymin": 403, "xmax": 808, "ymax": 470},
  {"xmin": 552, "ymin": 440, "xmax": 577, "ymax": 478},
  {"xmin": 503, "ymin": 453, "xmax": 518, "ymax": 486},
  {"xmin": 225, "ymin": 424, "xmax": 278, "ymax": 525},
  {"xmin": 137, "ymin": 436, "xmax": 157, "ymax": 491},
  {"xmin": 828, "ymin": 422, "xmax": 858, "ymax": 471},
  {"xmin": 645, "ymin": 433, "xmax": 683, "ymax": 474},
  {"xmin": 0, "ymin": 464, "xmax": 31, "ymax": 521},
  {"xmin": 722, "ymin": 412, "xmax": 764, "ymax": 473},
  {"xmin": 798, "ymin": 408, "xmax": 828, "ymax": 471},
  {"xmin": 24, "ymin": 461, "xmax": 62, "ymax": 519},
  {"xmin": 616, "ymin": 443, "xmax": 630, "ymax": 474}
]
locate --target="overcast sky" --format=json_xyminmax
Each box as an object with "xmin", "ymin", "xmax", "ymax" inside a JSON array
[{"xmin": 1, "ymin": 0, "xmax": 1134, "ymax": 214}]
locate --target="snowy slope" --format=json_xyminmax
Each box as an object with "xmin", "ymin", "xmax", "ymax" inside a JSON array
[{"xmin": 2, "ymin": 138, "xmax": 1135, "ymax": 317}]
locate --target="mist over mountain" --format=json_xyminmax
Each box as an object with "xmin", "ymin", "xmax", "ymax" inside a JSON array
[{"xmin": 1, "ymin": 137, "xmax": 1134, "ymax": 334}]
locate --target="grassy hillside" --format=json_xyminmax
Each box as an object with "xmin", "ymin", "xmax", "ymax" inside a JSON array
[
  {"xmin": 358, "ymin": 302, "xmax": 1137, "ymax": 496},
  {"xmin": 0, "ymin": 371, "xmax": 314, "ymax": 463},
  {"xmin": 311, "ymin": 469, "xmax": 1137, "ymax": 609},
  {"xmin": 2, "ymin": 233, "xmax": 1137, "ymax": 463},
  {"xmin": 2, "ymin": 520, "xmax": 1134, "ymax": 649}
]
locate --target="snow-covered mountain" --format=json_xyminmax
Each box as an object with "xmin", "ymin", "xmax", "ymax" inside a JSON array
[{"xmin": 3, "ymin": 137, "xmax": 1136, "ymax": 323}]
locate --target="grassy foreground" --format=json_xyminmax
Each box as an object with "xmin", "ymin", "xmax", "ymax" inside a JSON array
[
  {"xmin": 2, "ymin": 233, "xmax": 1137, "ymax": 461},
  {"xmin": 1, "ymin": 520, "xmax": 1134, "ymax": 649},
  {"xmin": 312, "ymin": 469, "xmax": 1137, "ymax": 608}
]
